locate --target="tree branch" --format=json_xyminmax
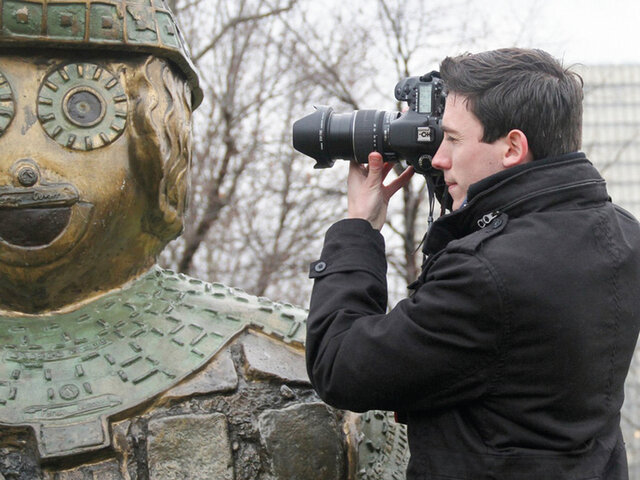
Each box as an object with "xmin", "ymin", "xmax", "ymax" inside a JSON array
[{"xmin": 194, "ymin": 0, "xmax": 297, "ymax": 61}]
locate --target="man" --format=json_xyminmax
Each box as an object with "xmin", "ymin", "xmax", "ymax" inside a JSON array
[{"xmin": 306, "ymin": 47, "xmax": 640, "ymax": 479}]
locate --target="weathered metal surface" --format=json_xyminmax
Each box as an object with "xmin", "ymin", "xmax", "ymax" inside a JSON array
[
  {"xmin": 0, "ymin": 53, "xmax": 185, "ymax": 309},
  {"xmin": 0, "ymin": 266, "xmax": 307, "ymax": 459},
  {"xmin": 0, "ymin": 25, "xmax": 409, "ymax": 478},
  {"xmin": 37, "ymin": 61, "xmax": 128, "ymax": 150},
  {"xmin": 355, "ymin": 411, "xmax": 410, "ymax": 480},
  {"xmin": 0, "ymin": 70, "xmax": 14, "ymax": 135},
  {"xmin": 0, "ymin": 0, "xmax": 203, "ymax": 107}
]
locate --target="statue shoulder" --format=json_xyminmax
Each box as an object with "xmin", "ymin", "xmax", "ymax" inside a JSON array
[
  {"xmin": 153, "ymin": 267, "xmax": 308, "ymax": 346},
  {"xmin": 153, "ymin": 269, "xmax": 409, "ymax": 479}
]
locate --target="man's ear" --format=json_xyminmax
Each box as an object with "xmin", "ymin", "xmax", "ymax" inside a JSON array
[{"xmin": 502, "ymin": 129, "xmax": 533, "ymax": 168}]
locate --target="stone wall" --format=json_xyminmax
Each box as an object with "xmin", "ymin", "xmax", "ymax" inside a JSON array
[{"xmin": 0, "ymin": 331, "xmax": 352, "ymax": 480}]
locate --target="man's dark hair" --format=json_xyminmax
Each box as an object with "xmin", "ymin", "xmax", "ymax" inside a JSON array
[{"xmin": 439, "ymin": 48, "xmax": 583, "ymax": 160}]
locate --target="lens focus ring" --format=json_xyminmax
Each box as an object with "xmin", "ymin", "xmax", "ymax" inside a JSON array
[{"xmin": 352, "ymin": 110, "xmax": 386, "ymax": 163}]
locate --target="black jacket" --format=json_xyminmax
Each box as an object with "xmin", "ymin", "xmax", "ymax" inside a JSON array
[{"xmin": 306, "ymin": 153, "xmax": 640, "ymax": 479}]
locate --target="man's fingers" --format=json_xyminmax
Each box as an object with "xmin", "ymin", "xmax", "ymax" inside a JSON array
[
  {"xmin": 381, "ymin": 162, "xmax": 395, "ymax": 178},
  {"xmin": 356, "ymin": 153, "xmax": 413, "ymax": 199},
  {"xmin": 384, "ymin": 166, "xmax": 415, "ymax": 199}
]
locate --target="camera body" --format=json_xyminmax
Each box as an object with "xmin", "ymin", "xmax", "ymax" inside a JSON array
[
  {"xmin": 292, "ymin": 71, "xmax": 446, "ymax": 178},
  {"xmin": 390, "ymin": 72, "xmax": 446, "ymax": 174}
]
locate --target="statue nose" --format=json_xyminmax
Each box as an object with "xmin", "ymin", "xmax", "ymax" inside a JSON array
[
  {"xmin": 17, "ymin": 166, "xmax": 39, "ymax": 187},
  {"xmin": 12, "ymin": 159, "xmax": 40, "ymax": 187}
]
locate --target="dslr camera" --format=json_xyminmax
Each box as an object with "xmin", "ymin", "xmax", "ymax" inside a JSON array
[{"xmin": 292, "ymin": 71, "xmax": 447, "ymax": 198}]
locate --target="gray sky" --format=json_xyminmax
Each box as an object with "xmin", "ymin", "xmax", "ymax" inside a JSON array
[{"xmin": 476, "ymin": 0, "xmax": 639, "ymax": 65}]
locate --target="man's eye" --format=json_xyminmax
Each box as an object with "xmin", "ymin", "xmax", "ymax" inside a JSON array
[
  {"xmin": 37, "ymin": 62, "xmax": 128, "ymax": 151},
  {"xmin": 445, "ymin": 134, "xmax": 459, "ymax": 143},
  {"xmin": 0, "ymin": 69, "xmax": 16, "ymax": 137}
]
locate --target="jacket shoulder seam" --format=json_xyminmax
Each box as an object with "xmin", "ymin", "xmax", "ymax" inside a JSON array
[{"xmin": 473, "ymin": 253, "xmax": 512, "ymax": 397}]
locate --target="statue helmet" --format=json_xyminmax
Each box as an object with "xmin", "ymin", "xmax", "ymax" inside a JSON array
[{"xmin": 0, "ymin": 0, "xmax": 203, "ymax": 108}]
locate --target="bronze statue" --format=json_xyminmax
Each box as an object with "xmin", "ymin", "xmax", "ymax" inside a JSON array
[{"xmin": 0, "ymin": 1, "xmax": 408, "ymax": 478}]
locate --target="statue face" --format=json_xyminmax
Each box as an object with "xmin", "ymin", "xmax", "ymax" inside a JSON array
[{"xmin": 0, "ymin": 53, "xmax": 157, "ymax": 312}]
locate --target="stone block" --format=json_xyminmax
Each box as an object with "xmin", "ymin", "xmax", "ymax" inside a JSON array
[
  {"xmin": 53, "ymin": 459, "xmax": 122, "ymax": 479},
  {"xmin": 163, "ymin": 348, "xmax": 238, "ymax": 398},
  {"xmin": 147, "ymin": 413, "xmax": 233, "ymax": 480},
  {"xmin": 258, "ymin": 402, "xmax": 346, "ymax": 480},
  {"xmin": 241, "ymin": 332, "xmax": 309, "ymax": 384}
]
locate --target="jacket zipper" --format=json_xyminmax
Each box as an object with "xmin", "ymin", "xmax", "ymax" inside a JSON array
[
  {"xmin": 476, "ymin": 179, "xmax": 605, "ymax": 229},
  {"xmin": 477, "ymin": 211, "xmax": 500, "ymax": 228}
]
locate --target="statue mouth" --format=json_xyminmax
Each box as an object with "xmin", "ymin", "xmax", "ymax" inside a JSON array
[
  {"xmin": 0, "ymin": 207, "xmax": 72, "ymax": 246},
  {"xmin": 0, "ymin": 184, "xmax": 79, "ymax": 247}
]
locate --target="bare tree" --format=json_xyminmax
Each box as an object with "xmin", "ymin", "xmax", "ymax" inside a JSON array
[
  {"xmin": 278, "ymin": 0, "xmax": 488, "ymax": 301},
  {"xmin": 163, "ymin": 0, "xmax": 543, "ymax": 306},
  {"xmin": 158, "ymin": 0, "xmax": 347, "ymax": 303},
  {"xmin": 162, "ymin": 0, "xmax": 300, "ymax": 275}
]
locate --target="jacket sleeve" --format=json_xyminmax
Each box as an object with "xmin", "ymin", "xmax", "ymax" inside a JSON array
[{"xmin": 305, "ymin": 218, "xmax": 507, "ymax": 413}]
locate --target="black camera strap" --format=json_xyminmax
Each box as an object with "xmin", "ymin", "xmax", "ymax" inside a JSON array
[{"xmin": 414, "ymin": 173, "xmax": 450, "ymax": 256}]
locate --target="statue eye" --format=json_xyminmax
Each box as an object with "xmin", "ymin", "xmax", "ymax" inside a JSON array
[
  {"xmin": 64, "ymin": 87, "xmax": 106, "ymax": 127},
  {"xmin": 37, "ymin": 62, "xmax": 128, "ymax": 151},
  {"xmin": 0, "ymin": 69, "xmax": 16, "ymax": 137}
]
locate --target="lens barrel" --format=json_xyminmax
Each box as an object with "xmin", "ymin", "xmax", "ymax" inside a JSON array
[
  {"xmin": 352, "ymin": 110, "xmax": 389, "ymax": 164},
  {"xmin": 292, "ymin": 106, "xmax": 334, "ymax": 168},
  {"xmin": 292, "ymin": 106, "xmax": 398, "ymax": 168}
]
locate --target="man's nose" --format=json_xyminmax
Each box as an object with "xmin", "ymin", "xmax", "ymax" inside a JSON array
[{"xmin": 431, "ymin": 146, "xmax": 449, "ymax": 170}]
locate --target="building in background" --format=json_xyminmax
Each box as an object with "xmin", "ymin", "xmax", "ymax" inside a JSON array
[
  {"xmin": 579, "ymin": 64, "xmax": 640, "ymax": 476},
  {"xmin": 582, "ymin": 65, "xmax": 640, "ymax": 214}
]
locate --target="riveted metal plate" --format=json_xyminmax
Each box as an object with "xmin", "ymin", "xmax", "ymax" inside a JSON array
[
  {"xmin": 0, "ymin": 266, "xmax": 308, "ymax": 459},
  {"xmin": 88, "ymin": 2, "xmax": 124, "ymax": 42},
  {"xmin": 0, "ymin": 0, "xmax": 203, "ymax": 108},
  {"xmin": 0, "ymin": 70, "xmax": 15, "ymax": 137},
  {"xmin": 2, "ymin": 0, "xmax": 44, "ymax": 36},
  {"xmin": 37, "ymin": 62, "xmax": 128, "ymax": 151},
  {"xmin": 47, "ymin": 3, "xmax": 87, "ymax": 41}
]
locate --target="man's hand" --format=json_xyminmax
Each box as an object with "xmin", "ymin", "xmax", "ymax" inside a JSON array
[{"xmin": 347, "ymin": 152, "xmax": 414, "ymax": 230}]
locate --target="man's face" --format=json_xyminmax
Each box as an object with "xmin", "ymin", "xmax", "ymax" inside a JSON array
[{"xmin": 431, "ymin": 94, "xmax": 507, "ymax": 210}]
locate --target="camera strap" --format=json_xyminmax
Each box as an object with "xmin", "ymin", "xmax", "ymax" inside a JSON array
[
  {"xmin": 413, "ymin": 175, "xmax": 437, "ymax": 255},
  {"xmin": 426, "ymin": 175, "xmax": 436, "ymax": 230},
  {"xmin": 414, "ymin": 173, "xmax": 450, "ymax": 256}
]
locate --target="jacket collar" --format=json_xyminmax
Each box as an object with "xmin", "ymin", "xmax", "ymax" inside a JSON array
[{"xmin": 424, "ymin": 152, "xmax": 609, "ymax": 255}]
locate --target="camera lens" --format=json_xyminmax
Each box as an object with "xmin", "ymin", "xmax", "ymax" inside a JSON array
[
  {"xmin": 292, "ymin": 106, "xmax": 399, "ymax": 168},
  {"xmin": 326, "ymin": 112, "xmax": 357, "ymax": 160},
  {"xmin": 292, "ymin": 106, "xmax": 334, "ymax": 168},
  {"xmin": 352, "ymin": 110, "xmax": 389, "ymax": 163}
]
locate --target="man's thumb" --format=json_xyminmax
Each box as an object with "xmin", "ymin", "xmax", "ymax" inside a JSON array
[{"xmin": 367, "ymin": 152, "xmax": 384, "ymax": 178}]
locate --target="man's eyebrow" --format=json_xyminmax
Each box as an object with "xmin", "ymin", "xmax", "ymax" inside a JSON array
[{"xmin": 441, "ymin": 125, "xmax": 459, "ymax": 134}]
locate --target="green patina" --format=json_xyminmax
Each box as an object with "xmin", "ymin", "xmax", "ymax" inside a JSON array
[
  {"xmin": 0, "ymin": 0, "xmax": 203, "ymax": 107},
  {"xmin": 0, "ymin": 266, "xmax": 307, "ymax": 459},
  {"xmin": 37, "ymin": 61, "xmax": 129, "ymax": 150},
  {"xmin": 0, "ymin": 70, "xmax": 14, "ymax": 134}
]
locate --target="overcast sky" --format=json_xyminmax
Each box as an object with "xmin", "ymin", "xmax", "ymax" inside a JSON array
[{"xmin": 473, "ymin": 0, "xmax": 639, "ymax": 65}]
